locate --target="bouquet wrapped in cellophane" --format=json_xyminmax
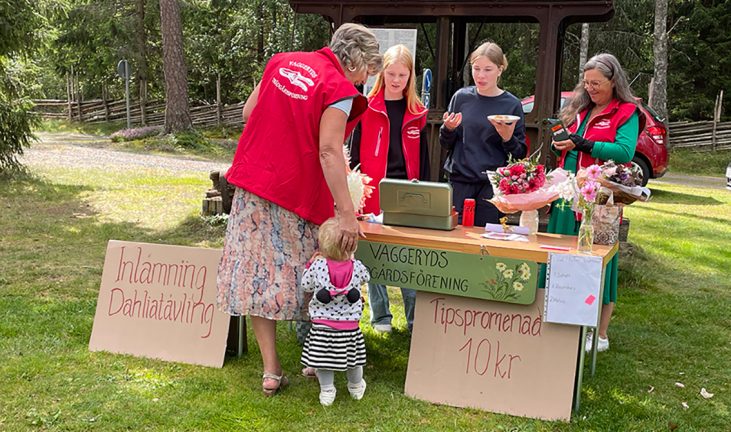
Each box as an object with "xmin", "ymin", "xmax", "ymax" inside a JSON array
[
  {"xmin": 594, "ymin": 160, "xmax": 651, "ymax": 205},
  {"xmin": 487, "ymin": 153, "xmax": 570, "ymax": 214}
]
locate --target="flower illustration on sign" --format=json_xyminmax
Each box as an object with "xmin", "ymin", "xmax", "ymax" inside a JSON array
[{"xmin": 483, "ymin": 262, "xmax": 532, "ymax": 301}]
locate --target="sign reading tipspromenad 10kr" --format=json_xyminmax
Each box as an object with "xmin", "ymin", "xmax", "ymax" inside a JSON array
[{"xmin": 356, "ymin": 241, "xmax": 539, "ymax": 305}]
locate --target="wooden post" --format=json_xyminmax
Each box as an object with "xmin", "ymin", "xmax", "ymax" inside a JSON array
[
  {"xmin": 713, "ymin": 90, "xmax": 723, "ymax": 151},
  {"xmin": 66, "ymin": 72, "xmax": 73, "ymax": 121},
  {"xmin": 75, "ymin": 73, "xmax": 82, "ymax": 121},
  {"xmin": 140, "ymin": 78, "xmax": 148, "ymax": 126},
  {"xmin": 216, "ymin": 73, "xmax": 222, "ymax": 126},
  {"xmin": 102, "ymin": 85, "xmax": 110, "ymax": 121}
]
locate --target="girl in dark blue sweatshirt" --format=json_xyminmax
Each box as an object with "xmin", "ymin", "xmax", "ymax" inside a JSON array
[{"xmin": 440, "ymin": 41, "xmax": 527, "ymax": 226}]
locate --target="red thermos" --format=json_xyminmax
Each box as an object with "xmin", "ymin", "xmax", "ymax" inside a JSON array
[{"xmin": 462, "ymin": 198, "xmax": 475, "ymax": 227}]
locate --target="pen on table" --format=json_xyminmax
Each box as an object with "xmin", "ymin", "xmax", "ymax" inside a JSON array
[{"xmin": 539, "ymin": 245, "xmax": 571, "ymax": 251}]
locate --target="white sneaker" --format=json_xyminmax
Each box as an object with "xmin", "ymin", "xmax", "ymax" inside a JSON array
[
  {"xmin": 373, "ymin": 323, "xmax": 392, "ymax": 333},
  {"xmin": 585, "ymin": 333, "xmax": 610, "ymax": 353},
  {"xmin": 319, "ymin": 387, "xmax": 336, "ymax": 406},
  {"xmin": 347, "ymin": 379, "xmax": 366, "ymax": 400}
]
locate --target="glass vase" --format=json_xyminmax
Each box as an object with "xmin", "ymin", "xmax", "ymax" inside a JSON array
[
  {"xmin": 577, "ymin": 207, "xmax": 594, "ymax": 254},
  {"xmin": 519, "ymin": 209, "xmax": 539, "ymax": 235}
]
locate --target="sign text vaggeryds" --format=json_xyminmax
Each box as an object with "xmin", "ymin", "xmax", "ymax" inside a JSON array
[{"xmin": 356, "ymin": 240, "xmax": 539, "ymax": 305}]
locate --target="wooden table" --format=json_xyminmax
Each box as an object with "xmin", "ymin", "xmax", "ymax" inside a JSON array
[{"xmin": 356, "ymin": 222, "xmax": 617, "ymax": 421}]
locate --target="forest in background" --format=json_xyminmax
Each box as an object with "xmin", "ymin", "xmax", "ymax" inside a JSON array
[
  {"xmin": 2, "ymin": 0, "xmax": 731, "ymax": 171},
  {"xmin": 11, "ymin": 0, "xmax": 727, "ymax": 121}
]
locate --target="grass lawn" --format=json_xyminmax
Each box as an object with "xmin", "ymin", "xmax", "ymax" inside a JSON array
[
  {"xmin": 668, "ymin": 148, "xmax": 731, "ymax": 176},
  {"xmin": 1, "ymin": 155, "xmax": 729, "ymax": 431}
]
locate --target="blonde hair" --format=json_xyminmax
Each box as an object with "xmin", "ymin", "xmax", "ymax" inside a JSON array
[
  {"xmin": 469, "ymin": 41, "xmax": 509, "ymax": 71},
  {"xmin": 329, "ymin": 23, "xmax": 383, "ymax": 76},
  {"xmin": 368, "ymin": 44, "xmax": 425, "ymax": 114},
  {"xmin": 317, "ymin": 218, "xmax": 351, "ymax": 261}
]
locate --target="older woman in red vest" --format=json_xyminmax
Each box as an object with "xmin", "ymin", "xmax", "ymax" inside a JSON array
[
  {"xmin": 217, "ymin": 23, "xmax": 382, "ymax": 396},
  {"xmin": 550, "ymin": 53, "xmax": 645, "ymax": 353}
]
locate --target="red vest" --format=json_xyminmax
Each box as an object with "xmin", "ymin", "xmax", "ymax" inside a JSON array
[
  {"xmin": 559, "ymin": 99, "xmax": 643, "ymax": 170},
  {"xmin": 357, "ymin": 89, "xmax": 427, "ymax": 215},
  {"xmin": 225, "ymin": 48, "xmax": 367, "ymax": 225}
]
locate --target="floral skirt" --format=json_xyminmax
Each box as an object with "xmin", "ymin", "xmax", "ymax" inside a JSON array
[{"xmin": 216, "ymin": 188, "xmax": 318, "ymax": 320}]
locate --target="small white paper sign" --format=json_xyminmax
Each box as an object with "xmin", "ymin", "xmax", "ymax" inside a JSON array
[
  {"xmin": 544, "ymin": 253, "xmax": 603, "ymax": 327},
  {"xmin": 364, "ymin": 28, "xmax": 417, "ymax": 95}
]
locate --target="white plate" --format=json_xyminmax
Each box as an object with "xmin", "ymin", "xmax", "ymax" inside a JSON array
[{"xmin": 488, "ymin": 114, "xmax": 520, "ymax": 125}]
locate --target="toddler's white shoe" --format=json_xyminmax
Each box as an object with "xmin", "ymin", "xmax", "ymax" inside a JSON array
[
  {"xmin": 347, "ymin": 379, "xmax": 367, "ymax": 400},
  {"xmin": 319, "ymin": 387, "xmax": 336, "ymax": 406},
  {"xmin": 373, "ymin": 324, "xmax": 392, "ymax": 333},
  {"xmin": 585, "ymin": 333, "xmax": 610, "ymax": 353}
]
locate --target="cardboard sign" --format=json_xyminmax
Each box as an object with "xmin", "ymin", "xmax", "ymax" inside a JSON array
[
  {"xmin": 89, "ymin": 241, "xmax": 230, "ymax": 367},
  {"xmin": 405, "ymin": 291, "xmax": 580, "ymax": 421},
  {"xmin": 544, "ymin": 253, "xmax": 603, "ymax": 327},
  {"xmin": 356, "ymin": 241, "xmax": 539, "ymax": 305}
]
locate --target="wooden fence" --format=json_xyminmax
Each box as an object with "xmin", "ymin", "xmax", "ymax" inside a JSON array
[
  {"xmin": 32, "ymin": 99, "xmax": 244, "ymax": 129},
  {"xmin": 31, "ymin": 98, "xmax": 731, "ymax": 151},
  {"xmin": 666, "ymin": 120, "xmax": 731, "ymax": 151}
]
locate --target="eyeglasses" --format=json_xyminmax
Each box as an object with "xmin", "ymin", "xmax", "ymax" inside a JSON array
[{"xmin": 582, "ymin": 79, "xmax": 609, "ymax": 90}]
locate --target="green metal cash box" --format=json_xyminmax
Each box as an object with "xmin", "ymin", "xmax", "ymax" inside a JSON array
[{"xmin": 379, "ymin": 179, "xmax": 458, "ymax": 231}]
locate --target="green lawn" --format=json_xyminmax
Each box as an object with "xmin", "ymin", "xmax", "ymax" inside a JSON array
[
  {"xmin": 1, "ymin": 158, "xmax": 729, "ymax": 431},
  {"xmin": 668, "ymin": 147, "xmax": 731, "ymax": 176}
]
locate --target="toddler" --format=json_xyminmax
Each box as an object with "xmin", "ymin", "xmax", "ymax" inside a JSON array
[{"xmin": 300, "ymin": 218, "xmax": 370, "ymax": 406}]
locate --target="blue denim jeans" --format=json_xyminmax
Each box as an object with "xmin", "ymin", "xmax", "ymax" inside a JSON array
[{"xmin": 368, "ymin": 283, "xmax": 416, "ymax": 331}]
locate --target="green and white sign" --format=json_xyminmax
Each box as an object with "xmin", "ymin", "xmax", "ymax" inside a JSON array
[{"xmin": 356, "ymin": 241, "xmax": 539, "ymax": 305}]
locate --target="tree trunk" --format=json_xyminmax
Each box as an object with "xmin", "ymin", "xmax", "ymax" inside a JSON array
[
  {"xmin": 160, "ymin": 0, "xmax": 192, "ymax": 133},
  {"xmin": 650, "ymin": 0, "xmax": 669, "ymax": 120},
  {"xmin": 579, "ymin": 23, "xmax": 590, "ymax": 79},
  {"xmin": 136, "ymin": 0, "xmax": 149, "ymax": 126},
  {"xmin": 257, "ymin": 0, "xmax": 264, "ymax": 63}
]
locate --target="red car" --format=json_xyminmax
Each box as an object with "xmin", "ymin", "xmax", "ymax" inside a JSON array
[{"xmin": 521, "ymin": 91, "xmax": 668, "ymax": 186}]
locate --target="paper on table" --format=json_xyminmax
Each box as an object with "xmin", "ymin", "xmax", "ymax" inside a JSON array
[
  {"xmin": 485, "ymin": 223, "xmax": 530, "ymax": 235},
  {"xmin": 365, "ymin": 213, "xmax": 383, "ymax": 224},
  {"xmin": 481, "ymin": 232, "xmax": 529, "ymax": 242}
]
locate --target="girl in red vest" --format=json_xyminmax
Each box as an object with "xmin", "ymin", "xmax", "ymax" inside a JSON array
[
  {"xmin": 350, "ymin": 44, "xmax": 429, "ymax": 333},
  {"xmin": 550, "ymin": 53, "xmax": 644, "ymax": 353},
  {"xmin": 217, "ymin": 23, "xmax": 382, "ymax": 396}
]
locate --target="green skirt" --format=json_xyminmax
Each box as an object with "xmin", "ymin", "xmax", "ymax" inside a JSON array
[{"xmin": 539, "ymin": 198, "xmax": 618, "ymax": 305}]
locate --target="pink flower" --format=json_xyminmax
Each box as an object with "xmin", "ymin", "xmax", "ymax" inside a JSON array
[
  {"xmin": 581, "ymin": 181, "xmax": 598, "ymax": 203},
  {"xmin": 499, "ymin": 177, "xmax": 510, "ymax": 194},
  {"xmin": 510, "ymin": 164, "xmax": 526, "ymax": 176},
  {"xmin": 586, "ymin": 164, "xmax": 602, "ymax": 181}
]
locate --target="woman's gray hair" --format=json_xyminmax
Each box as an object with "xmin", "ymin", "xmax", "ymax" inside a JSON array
[
  {"xmin": 560, "ymin": 53, "xmax": 638, "ymax": 125},
  {"xmin": 329, "ymin": 23, "xmax": 383, "ymax": 76}
]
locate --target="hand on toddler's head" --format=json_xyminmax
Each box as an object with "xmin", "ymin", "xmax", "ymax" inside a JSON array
[{"xmin": 306, "ymin": 251, "xmax": 323, "ymax": 268}]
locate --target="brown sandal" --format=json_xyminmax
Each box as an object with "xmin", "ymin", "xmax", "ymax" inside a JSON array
[{"xmin": 262, "ymin": 372, "xmax": 288, "ymax": 397}]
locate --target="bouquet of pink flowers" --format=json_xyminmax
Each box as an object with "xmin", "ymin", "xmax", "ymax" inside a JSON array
[
  {"xmin": 493, "ymin": 157, "xmax": 546, "ymax": 195},
  {"xmin": 488, "ymin": 154, "xmax": 569, "ymax": 214}
]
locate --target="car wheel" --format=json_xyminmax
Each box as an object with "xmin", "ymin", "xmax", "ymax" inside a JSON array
[{"xmin": 631, "ymin": 156, "xmax": 651, "ymax": 187}]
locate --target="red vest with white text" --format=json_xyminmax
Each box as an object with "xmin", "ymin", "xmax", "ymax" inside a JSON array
[
  {"xmin": 558, "ymin": 99, "xmax": 643, "ymax": 170},
  {"xmin": 225, "ymin": 48, "xmax": 367, "ymax": 225},
  {"xmin": 357, "ymin": 89, "xmax": 427, "ymax": 215}
]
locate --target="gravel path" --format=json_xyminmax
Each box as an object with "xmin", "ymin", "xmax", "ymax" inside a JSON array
[
  {"xmin": 22, "ymin": 132, "xmax": 229, "ymax": 174},
  {"xmin": 651, "ymin": 172, "xmax": 727, "ymax": 189}
]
